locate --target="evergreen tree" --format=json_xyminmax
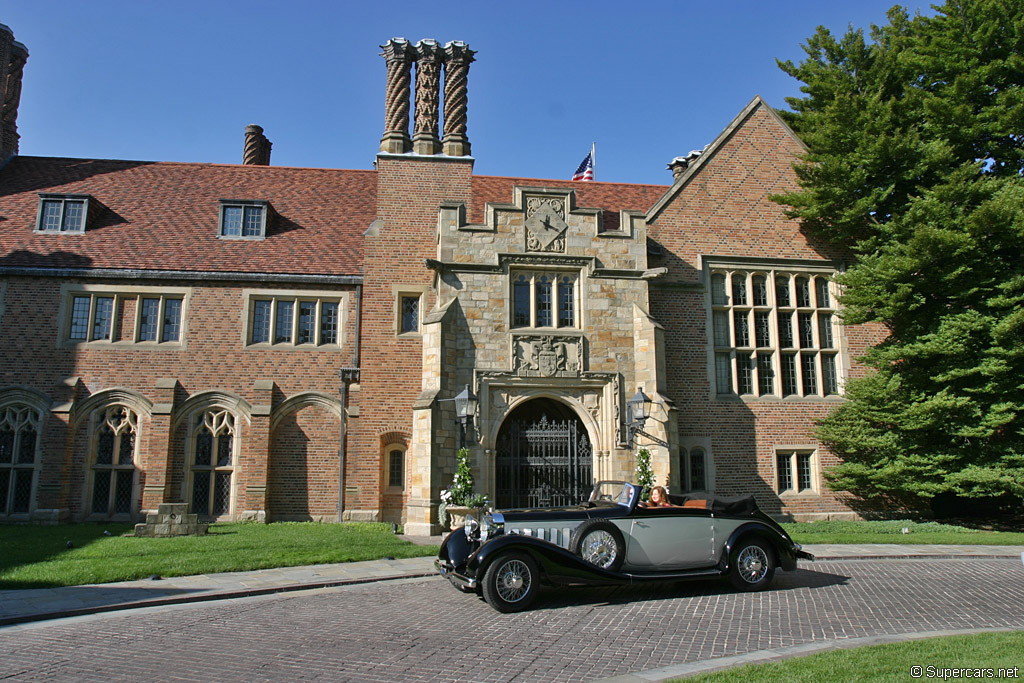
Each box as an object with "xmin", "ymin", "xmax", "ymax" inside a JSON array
[{"xmin": 774, "ymin": 0, "xmax": 1024, "ymax": 508}]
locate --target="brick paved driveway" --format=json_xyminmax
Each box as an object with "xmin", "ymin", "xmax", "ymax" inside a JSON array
[{"xmin": 2, "ymin": 559, "xmax": 1022, "ymax": 682}]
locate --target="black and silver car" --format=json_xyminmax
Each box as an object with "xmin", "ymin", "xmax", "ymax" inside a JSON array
[{"xmin": 436, "ymin": 481, "xmax": 813, "ymax": 612}]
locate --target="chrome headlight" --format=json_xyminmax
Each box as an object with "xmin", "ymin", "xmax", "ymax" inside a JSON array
[{"xmin": 464, "ymin": 514, "xmax": 480, "ymax": 540}]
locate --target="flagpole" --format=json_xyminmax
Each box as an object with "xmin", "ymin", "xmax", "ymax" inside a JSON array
[{"xmin": 591, "ymin": 142, "xmax": 596, "ymax": 181}]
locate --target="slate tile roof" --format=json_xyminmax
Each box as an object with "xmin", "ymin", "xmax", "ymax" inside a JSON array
[
  {"xmin": 0, "ymin": 157, "xmax": 376, "ymax": 276},
  {"xmin": 0, "ymin": 157, "xmax": 669, "ymax": 278}
]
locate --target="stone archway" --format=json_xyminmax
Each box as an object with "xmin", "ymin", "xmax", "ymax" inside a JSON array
[{"xmin": 494, "ymin": 397, "xmax": 592, "ymax": 508}]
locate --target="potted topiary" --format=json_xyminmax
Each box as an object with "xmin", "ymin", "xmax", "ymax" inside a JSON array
[{"xmin": 439, "ymin": 447, "xmax": 488, "ymax": 529}]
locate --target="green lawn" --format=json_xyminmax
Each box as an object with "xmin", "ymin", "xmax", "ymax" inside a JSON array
[
  {"xmin": 782, "ymin": 519, "xmax": 1024, "ymax": 545},
  {"xmin": 674, "ymin": 631, "xmax": 1024, "ymax": 682},
  {"xmin": 0, "ymin": 522, "xmax": 439, "ymax": 589}
]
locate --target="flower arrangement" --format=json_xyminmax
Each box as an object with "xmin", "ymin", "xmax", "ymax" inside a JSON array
[
  {"xmin": 634, "ymin": 447, "xmax": 655, "ymax": 499},
  {"xmin": 439, "ymin": 447, "xmax": 488, "ymax": 527}
]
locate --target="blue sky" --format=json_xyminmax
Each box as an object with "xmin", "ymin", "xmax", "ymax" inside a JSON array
[{"xmin": 4, "ymin": 1, "xmax": 929, "ymax": 186}]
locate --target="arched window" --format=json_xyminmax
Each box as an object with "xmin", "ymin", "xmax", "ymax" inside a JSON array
[
  {"xmin": 89, "ymin": 406, "xmax": 138, "ymax": 518},
  {"xmin": 190, "ymin": 410, "xmax": 235, "ymax": 517},
  {"xmin": 0, "ymin": 404, "xmax": 41, "ymax": 516}
]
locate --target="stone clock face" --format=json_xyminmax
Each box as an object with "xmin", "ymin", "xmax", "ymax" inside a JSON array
[{"xmin": 524, "ymin": 203, "xmax": 568, "ymax": 249}]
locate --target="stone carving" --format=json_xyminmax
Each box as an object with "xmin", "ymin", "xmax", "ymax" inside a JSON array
[
  {"xmin": 513, "ymin": 335, "xmax": 581, "ymax": 377},
  {"xmin": 380, "ymin": 38, "xmax": 415, "ymax": 154},
  {"xmin": 524, "ymin": 198, "xmax": 567, "ymax": 252},
  {"xmin": 442, "ymin": 41, "xmax": 475, "ymax": 156},
  {"xmin": 413, "ymin": 40, "xmax": 441, "ymax": 154}
]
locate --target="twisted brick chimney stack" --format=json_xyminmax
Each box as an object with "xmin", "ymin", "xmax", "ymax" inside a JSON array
[
  {"xmin": 243, "ymin": 124, "xmax": 272, "ymax": 165},
  {"xmin": 0, "ymin": 23, "xmax": 28, "ymax": 161},
  {"xmin": 380, "ymin": 38, "xmax": 474, "ymax": 157}
]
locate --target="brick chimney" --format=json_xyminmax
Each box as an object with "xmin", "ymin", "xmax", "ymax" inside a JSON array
[
  {"xmin": 380, "ymin": 38, "xmax": 473, "ymax": 157},
  {"xmin": 441, "ymin": 41, "xmax": 474, "ymax": 157},
  {"xmin": 0, "ymin": 23, "xmax": 28, "ymax": 161},
  {"xmin": 243, "ymin": 124, "xmax": 272, "ymax": 165}
]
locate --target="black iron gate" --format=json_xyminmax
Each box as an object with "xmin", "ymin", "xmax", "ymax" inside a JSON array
[{"xmin": 495, "ymin": 415, "xmax": 592, "ymax": 509}]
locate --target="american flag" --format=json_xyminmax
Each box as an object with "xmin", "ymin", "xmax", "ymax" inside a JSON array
[{"xmin": 571, "ymin": 144, "xmax": 595, "ymax": 181}]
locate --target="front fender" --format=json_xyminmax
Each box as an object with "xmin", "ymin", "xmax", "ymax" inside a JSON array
[
  {"xmin": 720, "ymin": 521, "xmax": 802, "ymax": 572},
  {"xmin": 471, "ymin": 534, "xmax": 626, "ymax": 586}
]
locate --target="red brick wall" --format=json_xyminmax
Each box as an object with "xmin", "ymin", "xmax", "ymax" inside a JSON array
[
  {"xmin": 648, "ymin": 104, "xmax": 886, "ymax": 517},
  {"xmin": 268, "ymin": 403, "xmax": 341, "ymax": 520},
  {"xmin": 0, "ymin": 275, "xmax": 356, "ymax": 521},
  {"xmin": 351, "ymin": 156, "xmax": 473, "ymax": 519}
]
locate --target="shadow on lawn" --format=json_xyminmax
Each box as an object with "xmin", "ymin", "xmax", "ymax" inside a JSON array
[{"xmin": 0, "ymin": 523, "xmax": 136, "ymax": 589}]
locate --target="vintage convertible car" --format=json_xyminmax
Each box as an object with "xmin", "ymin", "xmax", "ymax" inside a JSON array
[{"xmin": 435, "ymin": 481, "xmax": 814, "ymax": 612}]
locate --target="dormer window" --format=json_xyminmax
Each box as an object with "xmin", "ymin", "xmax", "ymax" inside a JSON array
[
  {"xmin": 219, "ymin": 200, "xmax": 270, "ymax": 239},
  {"xmin": 36, "ymin": 194, "xmax": 90, "ymax": 234}
]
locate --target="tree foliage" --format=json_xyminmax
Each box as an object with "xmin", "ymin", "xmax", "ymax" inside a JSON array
[{"xmin": 775, "ymin": 0, "xmax": 1024, "ymax": 507}]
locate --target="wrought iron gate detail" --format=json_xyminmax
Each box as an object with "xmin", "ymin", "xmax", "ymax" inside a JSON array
[{"xmin": 495, "ymin": 415, "xmax": 593, "ymax": 509}]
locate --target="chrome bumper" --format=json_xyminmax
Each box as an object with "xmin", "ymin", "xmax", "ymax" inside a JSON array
[{"xmin": 435, "ymin": 558, "xmax": 478, "ymax": 590}]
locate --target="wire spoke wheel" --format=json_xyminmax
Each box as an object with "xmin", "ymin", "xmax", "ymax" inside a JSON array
[
  {"xmin": 729, "ymin": 539, "xmax": 775, "ymax": 591},
  {"xmin": 581, "ymin": 530, "xmax": 618, "ymax": 569},
  {"xmin": 737, "ymin": 545, "xmax": 769, "ymax": 583},
  {"xmin": 482, "ymin": 552, "xmax": 540, "ymax": 613},
  {"xmin": 495, "ymin": 558, "xmax": 532, "ymax": 603}
]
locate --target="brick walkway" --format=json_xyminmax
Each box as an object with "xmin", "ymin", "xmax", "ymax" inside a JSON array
[{"xmin": 1, "ymin": 549, "xmax": 1022, "ymax": 682}]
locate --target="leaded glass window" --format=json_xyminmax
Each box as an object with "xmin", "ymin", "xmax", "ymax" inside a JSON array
[
  {"xmin": 0, "ymin": 405, "xmax": 41, "ymax": 516},
  {"xmin": 778, "ymin": 450, "xmax": 817, "ymax": 494},
  {"xmin": 68, "ymin": 292, "xmax": 183, "ymax": 345},
  {"xmin": 250, "ymin": 296, "xmax": 344, "ymax": 346},
  {"xmin": 275, "ymin": 300, "xmax": 294, "ymax": 343},
  {"xmin": 388, "ymin": 448, "xmax": 404, "ymax": 488},
  {"xmin": 89, "ymin": 406, "xmax": 138, "ymax": 518},
  {"xmin": 137, "ymin": 296, "xmax": 182, "ymax": 343},
  {"xmin": 710, "ymin": 268, "xmax": 841, "ymax": 397},
  {"xmin": 37, "ymin": 196, "xmax": 87, "ymax": 233},
  {"xmin": 219, "ymin": 201, "xmax": 268, "ymax": 239},
  {"xmin": 777, "ymin": 453, "xmax": 793, "ymax": 492},
  {"xmin": 190, "ymin": 410, "xmax": 235, "ymax": 517},
  {"xmin": 400, "ymin": 295, "xmax": 419, "ymax": 334},
  {"xmin": 689, "ymin": 449, "xmax": 706, "ymax": 492},
  {"xmin": 510, "ymin": 271, "xmax": 578, "ymax": 329}
]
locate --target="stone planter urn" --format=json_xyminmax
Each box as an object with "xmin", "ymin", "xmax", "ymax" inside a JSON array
[{"xmin": 445, "ymin": 505, "xmax": 474, "ymax": 530}]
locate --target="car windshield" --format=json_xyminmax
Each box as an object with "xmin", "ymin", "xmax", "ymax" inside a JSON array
[{"xmin": 588, "ymin": 482, "xmax": 636, "ymax": 507}]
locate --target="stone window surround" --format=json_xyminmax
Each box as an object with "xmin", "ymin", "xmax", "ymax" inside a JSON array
[
  {"xmin": 34, "ymin": 193, "xmax": 91, "ymax": 234},
  {"xmin": 83, "ymin": 405, "xmax": 140, "ymax": 521},
  {"xmin": 0, "ymin": 401, "xmax": 43, "ymax": 518},
  {"xmin": 702, "ymin": 257, "xmax": 846, "ymax": 402},
  {"xmin": 185, "ymin": 409, "xmax": 238, "ymax": 519},
  {"xmin": 392, "ymin": 284, "xmax": 429, "ymax": 338},
  {"xmin": 775, "ymin": 446, "xmax": 820, "ymax": 496},
  {"xmin": 218, "ymin": 199, "xmax": 271, "ymax": 240},
  {"xmin": 56, "ymin": 283, "xmax": 190, "ymax": 350},
  {"xmin": 509, "ymin": 268, "xmax": 581, "ymax": 330},
  {"xmin": 242, "ymin": 288, "xmax": 348, "ymax": 350},
  {"xmin": 385, "ymin": 442, "xmax": 406, "ymax": 490},
  {"xmin": 678, "ymin": 439, "xmax": 714, "ymax": 494}
]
